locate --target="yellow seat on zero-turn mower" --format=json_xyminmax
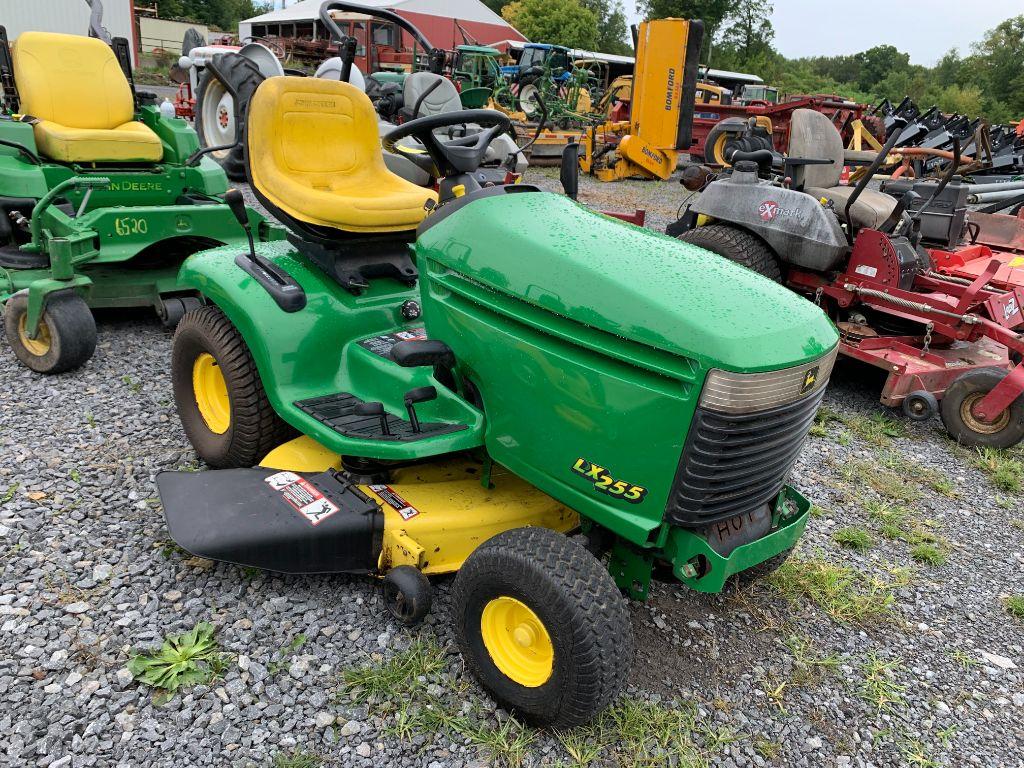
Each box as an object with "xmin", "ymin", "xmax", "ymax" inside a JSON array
[
  {"xmin": 247, "ymin": 77, "xmax": 437, "ymax": 234},
  {"xmin": 12, "ymin": 32, "xmax": 163, "ymax": 163}
]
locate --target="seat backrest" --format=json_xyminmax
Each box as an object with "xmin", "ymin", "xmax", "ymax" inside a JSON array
[
  {"xmin": 247, "ymin": 76, "xmax": 387, "ymax": 216},
  {"xmin": 13, "ymin": 32, "xmax": 133, "ymax": 130},
  {"xmin": 787, "ymin": 108, "xmax": 843, "ymax": 189},
  {"xmin": 403, "ymin": 72, "xmax": 462, "ymax": 118}
]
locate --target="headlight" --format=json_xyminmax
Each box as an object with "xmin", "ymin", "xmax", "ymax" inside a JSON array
[{"xmin": 698, "ymin": 347, "xmax": 838, "ymax": 415}]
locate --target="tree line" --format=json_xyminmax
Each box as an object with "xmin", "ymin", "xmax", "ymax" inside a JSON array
[
  {"xmin": 155, "ymin": 0, "xmax": 268, "ymax": 32},
  {"xmin": 489, "ymin": 0, "xmax": 1024, "ymax": 123}
]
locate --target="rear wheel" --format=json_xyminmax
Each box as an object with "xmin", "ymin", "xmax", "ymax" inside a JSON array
[
  {"xmin": 194, "ymin": 54, "xmax": 264, "ymax": 181},
  {"xmin": 172, "ymin": 305, "xmax": 292, "ymax": 468},
  {"xmin": 940, "ymin": 367, "xmax": 1024, "ymax": 449},
  {"xmin": 451, "ymin": 527, "xmax": 631, "ymax": 727},
  {"xmin": 3, "ymin": 292, "xmax": 96, "ymax": 374},
  {"xmin": 677, "ymin": 224, "xmax": 782, "ymax": 282}
]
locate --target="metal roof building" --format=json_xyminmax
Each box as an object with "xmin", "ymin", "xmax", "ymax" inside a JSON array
[
  {"xmin": 240, "ymin": 0, "xmax": 527, "ymax": 52},
  {"xmin": 2, "ymin": 0, "xmax": 139, "ymax": 63}
]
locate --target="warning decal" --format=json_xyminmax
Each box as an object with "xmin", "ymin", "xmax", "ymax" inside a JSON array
[
  {"xmin": 264, "ymin": 472, "xmax": 340, "ymax": 526},
  {"xmin": 358, "ymin": 328, "xmax": 427, "ymax": 359},
  {"xmin": 368, "ymin": 484, "xmax": 420, "ymax": 520}
]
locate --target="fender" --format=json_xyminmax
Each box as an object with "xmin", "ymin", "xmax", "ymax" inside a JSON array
[{"xmin": 176, "ymin": 242, "xmax": 485, "ymax": 461}]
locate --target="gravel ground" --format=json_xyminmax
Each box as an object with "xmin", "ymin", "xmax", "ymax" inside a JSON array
[{"xmin": 2, "ymin": 166, "xmax": 1023, "ymax": 768}]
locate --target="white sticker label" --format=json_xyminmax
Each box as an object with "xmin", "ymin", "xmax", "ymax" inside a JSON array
[
  {"xmin": 368, "ymin": 484, "xmax": 420, "ymax": 520},
  {"xmin": 854, "ymin": 265, "xmax": 878, "ymax": 278},
  {"xmin": 264, "ymin": 471, "xmax": 301, "ymax": 490}
]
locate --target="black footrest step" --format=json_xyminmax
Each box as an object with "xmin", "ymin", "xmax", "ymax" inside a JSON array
[
  {"xmin": 0, "ymin": 244, "xmax": 48, "ymax": 270},
  {"xmin": 295, "ymin": 392, "xmax": 466, "ymax": 442}
]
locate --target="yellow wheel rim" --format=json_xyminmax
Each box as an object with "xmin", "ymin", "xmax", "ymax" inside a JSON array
[
  {"xmin": 480, "ymin": 596, "xmax": 553, "ymax": 687},
  {"xmin": 959, "ymin": 392, "xmax": 1011, "ymax": 434},
  {"xmin": 192, "ymin": 352, "xmax": 231, "ymax": 434},
  {"xmin": 17, "ymin": 313, "xmax": 51, "ymax": 357},
  {"xmin": 712, "ymin": 132, "xmax": 730, "ymax": 166}
]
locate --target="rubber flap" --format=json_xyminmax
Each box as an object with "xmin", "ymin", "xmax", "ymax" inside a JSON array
[{"xmin": 157, "ymin": 468, "xmax": 384, "ymax": 574}]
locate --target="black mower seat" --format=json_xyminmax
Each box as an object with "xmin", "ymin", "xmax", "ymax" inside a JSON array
[
  {"xmin": 13, "ymin": 32, "xmax": 162, "ymax": 163},
  {"xmin": 247, "ymin": 77, "xmax": 437, "ymax": 235},
  {"xmin": 789, "ymin": 109, "xmax": 897, "ymax": 230}
]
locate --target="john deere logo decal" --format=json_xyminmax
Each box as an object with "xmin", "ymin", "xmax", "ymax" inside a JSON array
[
  {"xmin": 758, "ymin": 200, "xmax": 780, "ymax": 221},
  {"xmin": 800, "ymin": 367, "xmax": 819, "ymax": 395}
]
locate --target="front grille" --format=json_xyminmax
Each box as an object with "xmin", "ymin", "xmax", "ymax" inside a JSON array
[{"xmin": 666, "ymin": 355, "xmax": 834, "ymax": 527}]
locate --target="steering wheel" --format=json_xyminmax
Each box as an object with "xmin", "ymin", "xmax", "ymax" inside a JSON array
[{"xmin": 382, "ymin": 110, "xmax": 513, "ymax": 178}]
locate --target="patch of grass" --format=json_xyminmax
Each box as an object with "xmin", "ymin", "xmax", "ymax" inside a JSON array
[
  {"xmin": 949, "ymin": 648, "xmax": 981, "ymax": 669},
  {"xmin": 85, "ymin": 411, "xmax": 96, "ymax": 428},
  {"xmin": 430, "ymin": 710, "xmax": 535, "ymax": 767},
  {"xmin": 1010, "ymin": 518, "xmax": 1024, "ymax": 530},
  {"xmin": 768, "ymin": 556, "xmax": 899, "ymax": 625},
  {"xmin": 268, "ymin": 633, "xmax": 308, "ymax": 675},
  {"xmin": 928, "ymin": 477, "xmax": 958, "ymax": 498},
  {"xmin": 972, "ymin": 448, "xmax": 1023, "ymax": 494},
  {"xmin": 841, "ymin": 412, "xmax": 904, "ymax": 446},
  {"xmin": 859, "ymin": 653, "xmax": 906, "ymax": 712},
  {"xmin": 556, "ymin": 697, "xmax": 709, "ymax": 768},
  {"xmin": 910, "ymin": 543, "xmax": 948, "ymax": 566},
  {"xmin": 153, "ymin": 539, "xmax": 189, "ymax": 560},
  {"xmin": 341, "ymin": 638, "xmax": 447, "ymax": 702},
  {"xmin": 783, "ymin": 634, "xmax": 840, "ymax": 685},
  {"xmin": 833, "ymin": 526, "xmax": 873, "ymax": 552},
  {"xmin": 271, "ymin": 750, "xmax": 322, "ymax": 768},
  {"xmin": 754, "ymin": 739, "xmax": 782, "ymax": 760},
  {"xmin": 126, "ymin": 621, "xmax": 224, "ymax": 701},
  {"xmin": 1003, "ymin": 595, "xmax": 1024, "ymax": 621},
  {"xmin": 809, "ymin": 406, "xmax": 840, "ymax": 438},
  {"xmin": 121, "ymin": 375, "xmax": 143, "ymax": 394},
  {"xmin": 899, "ymin": 738, "xmax": 940, "ymax": 768}
]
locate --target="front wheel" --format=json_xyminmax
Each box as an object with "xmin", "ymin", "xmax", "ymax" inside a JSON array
[
  {"xmin": 451, "ymin": 527, "xmax": 632, "ymax": 728},
  {"xmin": 171, "ymin": 305, "xmax": 293, "ymax": 468},
  {"xmin": 940, "ymin": 367, "xmax": 1024, "ymax": 449},
  {"xmin": 677, "ymin": 224, "xmax": 782, "ymax": 282},
  {"xmin": 3, "ymin": 291, "xmax": 96, "ymax": 374}
]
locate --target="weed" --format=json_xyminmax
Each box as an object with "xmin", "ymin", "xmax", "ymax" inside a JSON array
[
  {"xmin": 935, "ymin": 725, "xmax": 958, "ymax": 746},
  {"xmin": 754, "ymin": 739, "xmax": 782, "ymax": 760},
  {"xmin": 949, "ymin": 649, "xmax": 980, "ymax": 669},
  {"xmin": 126, "ymin": 621, "xmax": 222, "ymax": 698},
  {"xmin": 431, "ymin": 711, "xmax": 535, "ymax": 768},
  {"xmin": 341, "ymin": 638, "xmax": 447, "ymax": 702},
  {"xmin": 0, "ymin": 483, "xmax": 18, "ymax": 504},
  {"xmin": 268, "ymin": 633, "xmax": 308, "ymax": 675},
  {"xmin": 782, "ymin": 634, "xmax": 840, "ymax": 685},
  {"xmin": 1010, "ymin": 518, "xmax": 1024, "ymax": 530},
  {"xmin": 833, "ymin": 526, "xmax": 873, "ymax": 552},
  {"xmin": 899, "ymin": 738, "xmax": 939, "ymax": 768},
  {"xmin": 271, "ymin": 750, "xmax": 322, "ymax": 768},
  {"xmin": 121, "ymin": 375, "xmax": 142, "ymax": 394},
  {"xmin": 910, "ymin": 543, "xmax": 948, "ymax": 566},
  {"xmin": 69, "ymin": 469, "xmax": 81, "ymax": 484},
  {"xmin": 85, "ymin": 412, "xmax": 96, "ymax": 428},
  {"xmin": 1003, "ymin": 595, "xmax": 1024, "ymax": 621},
  {"xmin": 859, "ymin": 653, "xmax": 906, "ymax": 712},
  {"xmin": 769, "ymin": 557, "xmax": 897, "ymax": 625},
  {"xmin": 153, "ymin": 539, "xmax": 189, "ymax": 560},
  {"xmin": 972, "ymin": 448, "xmax": 1023, "ymax": 494}
]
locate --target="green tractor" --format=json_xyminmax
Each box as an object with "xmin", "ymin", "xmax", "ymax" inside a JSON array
[
  {"xmin": 0, "ymin": 26, "xmax": 280, "ymax": 374},
  {"xmin": 156, "ymin": 71, "xmax": 839, "ymax": 726}
]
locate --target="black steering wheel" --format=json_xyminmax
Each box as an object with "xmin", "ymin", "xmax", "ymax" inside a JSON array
[{"xmin": 382, "ymin": 109, "xmax": 513, "ymax": 178}]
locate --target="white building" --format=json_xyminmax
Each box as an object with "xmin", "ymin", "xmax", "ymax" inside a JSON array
[{"xmin": 2, "ymin": 0, "xmax": 138, "ymax": 63}]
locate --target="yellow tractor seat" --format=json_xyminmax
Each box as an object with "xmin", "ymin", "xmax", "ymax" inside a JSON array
[
  {"xmin": 13, "ymin": 31, "xmax": 162, "ymax": 163},
  {"xmin": 247, "ymin": 77, "xmax": 437, "ymax": 235}
]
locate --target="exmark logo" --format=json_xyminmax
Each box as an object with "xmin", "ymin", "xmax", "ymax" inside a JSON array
[
  {"xmin": 665, "ymin": 68, "xmax": 676, "ymax": 110},
  {"xmin": 758, "ymin": 200, "xmax": 780, "ymax": 221}
]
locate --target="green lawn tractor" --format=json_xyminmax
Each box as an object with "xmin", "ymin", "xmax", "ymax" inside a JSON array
[
  {"xmin": 0, "ymin": 27, "xmax": 280, "ymax": 374},
  {"xmin": 156, "ymin": 73, "xmax": 839, "ymax": 726}
]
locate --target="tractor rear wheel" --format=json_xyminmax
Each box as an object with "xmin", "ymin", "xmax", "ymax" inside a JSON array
[
  {"xmin": 451, "ymin": 526, "xmax": 631, "ymax": 728},
  {"xmin": 3, "ymin": 291, "xmax": 96, "ymax": 374},
  {"xmin": 195, "ymin": 54, "xmax": 264, "ymax": 181},
  {"xmin": 172, "ymin": 305, "xmax": 292, "ymax": 468},
  {"xmin": 940, "ymin": 367, "xmax": 1024, "ymax": 450},
  {"xmin": 677, "ymin": 224, "xmax": 783, "ymax": 282}
]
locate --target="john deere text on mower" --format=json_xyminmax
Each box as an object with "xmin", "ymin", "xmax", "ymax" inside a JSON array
[
  {"xmin": 155, "ymin": 23, "xmax": 840, "ymax": 726},
  {"xmin": 0, "ymin": 21, "xmax": 280, "ymax": 374},
  {"xmin": 671, "ymin": 109, "xmax": 1024, "ymax": 448}
]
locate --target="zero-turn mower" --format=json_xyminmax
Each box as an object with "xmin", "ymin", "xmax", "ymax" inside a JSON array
[
  {"xmin": 0, "ymin": 23, "xmax": 280, "ymax": 374},
  {"xmin": 155, "ymin": 67, "xmax": 839, "ymax": 726},
  {"xmin": 671, "ymin": 109, "xmax": 1024, "ymax": 448}
]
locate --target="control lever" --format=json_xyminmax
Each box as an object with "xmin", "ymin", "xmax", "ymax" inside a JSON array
[
  {"xmin": 225, "ymin": 188, "xmax": 306, "ymax": 313},
  {"xmin": 403, "ymin": 386, "xmax": 437, "ymax": 433},
  {"xmin": 354, "ymin": 401, "xmax": 391, "ymax": 436}
]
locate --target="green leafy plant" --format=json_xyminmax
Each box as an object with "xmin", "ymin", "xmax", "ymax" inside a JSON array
[
  {"xmin": 1004, "ymin": 595, "xmax": 1024, "ymax": 621},
  {"xmin": 833, "ymin": 526, "xmax": 873, "ymax": 552},
  {"xmin": 126, "ymin": 621, "xmax": 222, "ymax": 696},
  {"xmin": 910, "ymin": 543, "xmax": 947, "ymax": 566}
]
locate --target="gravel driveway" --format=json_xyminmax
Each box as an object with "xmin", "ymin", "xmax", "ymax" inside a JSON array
[{"xmin": 1, "ymin": 167, "xmax": 1022, "ymax": 768}]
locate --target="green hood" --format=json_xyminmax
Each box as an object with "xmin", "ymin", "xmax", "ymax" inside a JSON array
[{"xmin": 416, "ymin": 191, "xmax": 837, "ymax": 372}]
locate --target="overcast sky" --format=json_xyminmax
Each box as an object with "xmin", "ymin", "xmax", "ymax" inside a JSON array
[{"xmin": 625, "ymin": 0, "xmax": 1023, "ymax": 65}]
